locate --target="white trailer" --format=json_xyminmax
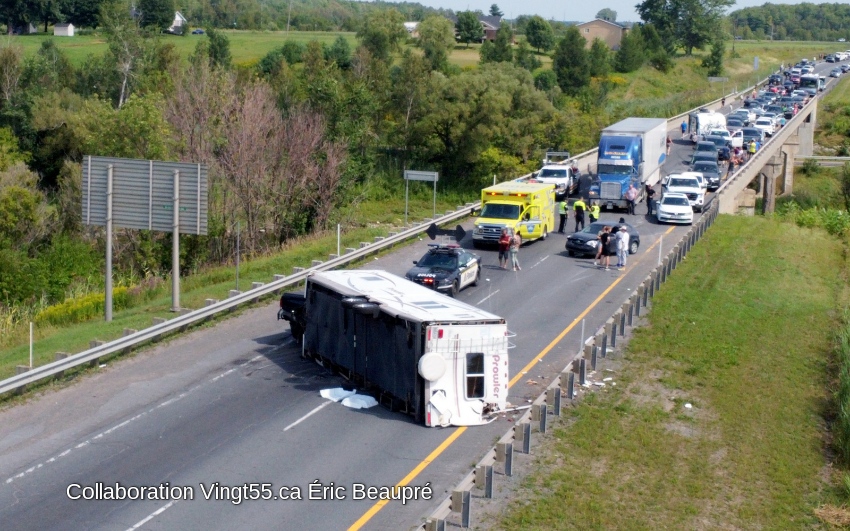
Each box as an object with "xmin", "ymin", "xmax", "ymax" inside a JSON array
[
  {"xmin": 688, "ymin": 109, "xmax": 727, "ymax": 142},
  {"xmin": 298, "ymin": 270, "xmax": 510, "ymax": 427}
]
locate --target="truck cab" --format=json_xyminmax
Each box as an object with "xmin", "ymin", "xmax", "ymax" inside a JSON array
[
  {"xmin": 473, "ymin": 182, "xmax": 555, "ymax": 247},
  {"xmin": 589, "ymin": 134, "xmax": 642, "ymax": 210}
]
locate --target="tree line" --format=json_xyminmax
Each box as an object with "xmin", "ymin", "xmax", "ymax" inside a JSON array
[
  {"xmin": 730, "ymin": 3, "xmax": 850, "ymax": 42},
  {"xmin": 0, "ymin": 1, "xmax": 734, "ymax": 313}
]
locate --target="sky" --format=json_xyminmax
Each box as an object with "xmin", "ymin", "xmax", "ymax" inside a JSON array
[{"xmin": 400, "ymin": 0, "xmax": 816, "ymax": 23}]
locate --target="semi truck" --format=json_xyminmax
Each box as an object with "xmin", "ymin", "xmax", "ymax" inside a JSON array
[
  {"xmin": 278, "ymin": 270, "xmax": 510, "ymax": 427},
  {"xmin": 472, "ymin": 181, "xmax": 555, "ymax": 247},
  {"xmin": 588, "ymin": 118, "xmax": 667, "ymax": 211}
]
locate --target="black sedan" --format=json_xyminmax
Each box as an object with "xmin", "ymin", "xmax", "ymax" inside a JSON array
[
  {"xmin": 566, "ymin": 222, "xmax": 640, "ymax": 258},
  {"xmin": 703, "ymin": 135, "xmax": 731, "ymax": 161},
  {"xmin": 405, "ymin": 244, "xmax": 481, "ymax": 296},
  {"xmin": 692, "ymin": 160, "xmax": 722, "ymax": 190}
]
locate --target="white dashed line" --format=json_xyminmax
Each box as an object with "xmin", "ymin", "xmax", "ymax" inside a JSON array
[
  {"xmin": 127, "ymin": 500, "xmax": 177, "ymax": 530},
  {"xmin": 477, "ymin": 289, "xmax": 500, "ymax": 305},
  {"xmin": 5, "ymin": 356, "xmax": 261, "ymax": 485},
  {"xmin": 283, "ymin": 401, "xmax": 333, "ymax": 432},
  {"xmin": 530, "ymin": 255, "xmax": 549, "ymax": 269}
]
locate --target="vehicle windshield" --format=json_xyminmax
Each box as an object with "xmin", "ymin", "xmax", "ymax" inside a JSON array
[
  {"xmin": 693, "ymin": 162, "xmax": 718, "ymax": 173},
  {"xmin": 662, "ymin": 196, "xmax": 690, "ymax": 206},
  {"xmin": 480, "ymin": 203, "xmax": 520, "ymax": 220},
  {"xmin": 669, "ymin": 178, "xmax": 700, "ymax": 188},
  {"xmin": 597, "ymin": 164, "xmax": 633, "ymax": 175},
  {"xmin": 706, "ymin": 137, "xmax": 726, "ymax": 147},
  {"xmin": 417, "ymin": 253, "xmax": 458, "ymax": 269},
  {"xmin": 696, "ymin": 143, "xmax": 715, "ymax": 151},
  {"xmin": 538, "ymin": 168, "xmax": 568, "ymax": 177},
  {"xmin": 582, "ymin": 222, "xmax": 611, "ymax": 234}
]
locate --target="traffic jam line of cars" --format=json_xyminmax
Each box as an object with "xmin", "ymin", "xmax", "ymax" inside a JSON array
[{"xmin": 656, "ymin": 55, "xmax": 840, "ymax": 225}]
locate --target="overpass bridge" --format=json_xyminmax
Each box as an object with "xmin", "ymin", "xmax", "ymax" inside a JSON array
[{"xmin": 716, "ymin": 88, "xmax": 823, "ymax": 215}]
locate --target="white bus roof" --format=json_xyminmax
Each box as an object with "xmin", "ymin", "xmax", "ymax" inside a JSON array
[{"xmin": 307, "ymin": 270, "xmax": 505, "ymax": 324}]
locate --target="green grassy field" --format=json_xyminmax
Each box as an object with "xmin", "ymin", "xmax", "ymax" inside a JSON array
[{"xmin": 494, "ymin": 215, "xmax": 848, "ymax": 529}]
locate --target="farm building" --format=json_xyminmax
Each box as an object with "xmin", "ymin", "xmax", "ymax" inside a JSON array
[{"xmin": 53, "ymin": 23, "xmax": 75, "ymax": 37}]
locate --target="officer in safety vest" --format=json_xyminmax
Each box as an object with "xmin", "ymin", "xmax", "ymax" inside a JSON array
[
  {"xmin": 573, "ymin": 198, "xmax": 587, "ymax": 232},
  {"xmin": 589, "ymin": 202, "xmax": 600, "ymax": 223},
  {"xmin": 557, "ymin": 198, "xmax": 568, "ymax": 233},
  {"xmin": 747, "ymin": 139, "xmax": 757, "ymax": 160}
]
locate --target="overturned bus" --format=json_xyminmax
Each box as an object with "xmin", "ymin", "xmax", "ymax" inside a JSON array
[{"xmin": 279, "ymin": 270, "xmax": 510, "ymax": 427}]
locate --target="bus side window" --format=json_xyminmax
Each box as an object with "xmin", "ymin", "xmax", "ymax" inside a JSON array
[{"xmin": 466, "ymin": 353, "xmax": 485, "ymax": 399}]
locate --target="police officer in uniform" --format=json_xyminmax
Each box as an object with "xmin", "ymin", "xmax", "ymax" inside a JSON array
[
  {"xmin": 573, "ymin": 197, "xmax": 587, "ymax": 232},
  {"xmin": 557, "ymin": 198, "xmax": 568, "ymax": 233}
]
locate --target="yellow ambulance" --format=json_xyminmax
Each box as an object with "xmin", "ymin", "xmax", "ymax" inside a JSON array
[{"xmin": 472, "ymin": 182, "xmax": 555, "ymax": 248}]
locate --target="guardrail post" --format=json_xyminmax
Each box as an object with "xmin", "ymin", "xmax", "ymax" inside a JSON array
[
  {"xmin": 474, "ymin": 465, "xmax": 494, "ymax": 498},
  {"xmin": 627, "ymin": 294, "xmax": 636, "ymax": 325},
  {"xmin": 152, "ymin": 317, "xmax": 167, "ymax": 325},
  {"xmin": 451, "ymin": 490, "xmax": 471, "ymax": 528},
  {"xmin": 54, "ymin": 352, "xmax": 69, "ymax": 378},
  {"xmin": 599, "ymin": 328, "xmax": 608, "ymax": 359},
  {"xmin": 533, "ymin": 404, "xmax": 547, "ymax": 433},
  {"xmin": 496, "ymin": 442, "xmax": 513, "ymax": 476},
  {"xmin": 636, "ymin": 286, "xmax": 644, "ymax": 314},
  {"xmin": 619, "ymin": 306, "xmax": 627, "ymax": 335},
  {"xmin": 547, "ymin": 387, "xmax": 562, "ymax": 416},
  {"xmin": 609, "ymin": 318, "xmax": 617, "ymax": 348},
  {"xmin": 579, "ymin": 358, "xmax": 587, "ymax": 386},
  {"xmin": 328, "ymin": 254, "xmax": 339, "ymax": 260},
  {"xmin": 562, "ymin": 370, "xmax": 575, "ymax": 399},
  {"xmin": 359, "ymin": 242, "xmax": 369, "ymax": 248},
  {"xmin": 515, "ymin": 422, "xmax": 532, "ymax": 454},
  {"xmin": 424, "ymin": 519, "xmax": 445, "ymax": 531},
  {"xmin": 293, "ymin": 267, "xmax": 305, "ymax": 273},
  {"xmin": 15, "ymin": 365, "xmax": 29, "ymax": 375}
]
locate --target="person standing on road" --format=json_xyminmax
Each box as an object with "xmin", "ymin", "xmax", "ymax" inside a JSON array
[
  {"xmin": 596, "ymin": 226, "xmax": 610, "ymax": 269},
  {"xmin": 509, "ymin": 231, "xmax": 521, "ymax": 271},
  {"xmin": 625, "ymin": 184, "xmax": 639, "ymax": 215},
  {"xmin": 589, "ymin": 201, "xmax": 600, "ymax": 223},
  {"xmin": 557, "ymin": 198, "xmax": 568, "ymax": 233},
  {"xmin": 666, "ymin": 135, "xmax": 672, "ymax": 155},
  {"xmin": 645, "ymin": 184, "xmax": 656, "ymax": 215},
  {"xmin": 747, "ymin": 140, "xmax": 757, "ymax": 160},
  {"xmin": 617, "ymin": 226, "xmax": 630, "ymax": 271},
  {"xmin": 497, "ymin": 228, "xmax": 511, "ymax": 270},
  {"xmin": 573, "ymin": 197, "xmax": 587, "ymax": 232},
  {"xmin": 680, "ymin": 120, "xmax": 688, "ymax": 139}
]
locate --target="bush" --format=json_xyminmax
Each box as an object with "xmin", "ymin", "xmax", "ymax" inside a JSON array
[
  {"xmin": 35, "ymin": 287, "xmax": 130, "ymax": 326},
  {"xmin": 835, "ymin": 313, "xmax": 850, "ymax": 465}
]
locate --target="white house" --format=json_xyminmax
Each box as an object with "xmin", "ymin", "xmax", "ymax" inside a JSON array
[
  {"xmin": 168, "ymin": 11, "xmax": 188, "ymax": 34},
  {"xmin": 53, "ymin": 23, "xmax": 75, "ymax": 37}
]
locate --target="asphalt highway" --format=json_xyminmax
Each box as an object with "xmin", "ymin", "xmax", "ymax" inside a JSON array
[{"xmin": 0, "ymin": 57, "xmax": 841, "ymax": 531}]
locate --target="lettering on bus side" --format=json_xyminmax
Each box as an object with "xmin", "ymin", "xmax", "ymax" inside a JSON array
[{"xmin": 491, "ymin": 355, "xmax": 500, "ymax": 398}]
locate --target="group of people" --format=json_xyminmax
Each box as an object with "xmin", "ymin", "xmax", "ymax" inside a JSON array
[
  {"xmin": 557, "ymin": 197, "xmax": 600, "ymax": 233},
  {"xmin": 594, "ymin": 222, "xmax": 630, "ymax": 271},
  {"xmin": 497, "ymin": 228, "xmax": 522, "ymax": 271}
]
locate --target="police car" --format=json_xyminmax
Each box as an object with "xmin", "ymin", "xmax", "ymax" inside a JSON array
[{"xmin": 405, "ymin": 244, "xmax": 481, "ymax": 296}]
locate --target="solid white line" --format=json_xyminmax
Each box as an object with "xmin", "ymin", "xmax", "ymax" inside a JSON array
[
  {"xmin": 283, "ymin": 400, "xmax": 333, "ymax": 432},
  {"xmin": 477, "ymin": 289, "xmax": 500, "ymax": 305},
  {"xmin": 127, "ymin": 500, "xmax": 177, "ymax": 531}
]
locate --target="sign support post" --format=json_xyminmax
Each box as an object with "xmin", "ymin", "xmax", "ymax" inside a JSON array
[
  {"xmin": 403, "ymin": 170, "xmax": 439, "ymax": 225},
  {"xmin": 172, "ymin": 170, "xmax": 180, "ymax": 312},
  {"xmin": 105, "ymin": 165, "xmax": 113, "ymax": 322}
]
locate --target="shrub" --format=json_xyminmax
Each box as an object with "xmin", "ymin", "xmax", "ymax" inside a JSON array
[{"xmin": 35, "ymin": 287, "xmax": 130, "ymax": 326}]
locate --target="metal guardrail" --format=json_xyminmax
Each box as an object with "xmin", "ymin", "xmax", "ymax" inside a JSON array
[{"xmin": 0, "ymin": 206, "xmax": 481, "ymax": 396}]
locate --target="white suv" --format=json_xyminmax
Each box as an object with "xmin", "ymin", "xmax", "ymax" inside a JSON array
[{"xmin": 662, "ymin": 174, "xmax": 705, "ymax": 212}]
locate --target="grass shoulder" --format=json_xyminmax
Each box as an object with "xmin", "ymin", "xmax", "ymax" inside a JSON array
[{"xmin": 493, "ymin": 215, "xmax": 845, "ymax": 529}]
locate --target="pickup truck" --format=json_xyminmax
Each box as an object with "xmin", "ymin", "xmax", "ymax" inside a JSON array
[
  {"xmin": 529, "ymin": 151, "xmax": 579, "ymax": 200},
  {"xmin": 662, "ymin": 174, "xmax": 705, "ymax": 212}
]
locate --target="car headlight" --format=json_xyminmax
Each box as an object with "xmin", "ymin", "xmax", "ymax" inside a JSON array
[{"xmin": 587, "ymin": 240, "xmax": 598, "ymax": 248}]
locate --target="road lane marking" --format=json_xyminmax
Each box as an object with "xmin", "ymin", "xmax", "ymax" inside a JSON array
[
  {"xmin": 283, "ymin": 400, "xmax": 333, "ymax": 432},
  {"xmin": 508, "ymin": 227, "xmax": 674, "ymax": 386},
  {"xmin": 4, "ymin": 355, "xmax": 266, "ymax": 485},
  {"xmin": 529, "ymin": 255, "xmax": 549, "ymax": 269},
  {"xmin": 347, "ymin": 428, "xmax": 467, "ymax": 531},
  {"xmin": 347, "ymin": 226, "xmax": 676, "ymax": 529},
  {"xmin": 127, "ymin": 500, "xmax": 177, "ymax": 530},
  {"xmin": 476, "ymin": 289, "xmax": 500, "ymax": 305}
]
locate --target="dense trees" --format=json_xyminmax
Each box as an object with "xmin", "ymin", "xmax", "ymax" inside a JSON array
[
  {"xmin": 417, "ymin": 15, "xmax": 455, "ymax": 72},
  {"xmin": 552, "ymin": 27, "xmax": 590, "ymax": 96},
  {"xmin": 138, "ymin": 0, "xmax": 175, "ymax": 31},
  {"xmin": 731, "ymin": 3, "xmax": 850, "ymax": 42},
  {"xmin": 636, "ymin": 0, "xmax": 734, "ymax": 55},
  {"xmin": 596, "ymin": 8, "xmax": 617, "ymax": 22}
]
